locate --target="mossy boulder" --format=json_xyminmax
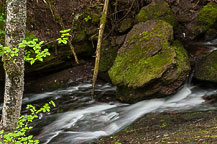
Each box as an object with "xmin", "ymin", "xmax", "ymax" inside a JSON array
[
  {"xmin": 186, "ymin": 2, "xmax": 217, "ymax": 39},
  {"xmin": 195, "ymin": 2, "xmax": 217, "ymax": 34},
  {"xmin": 195, "ymin": 50, "xmax": 217, "ymax": 83},
  {"xmin": 136, "ymin": 0, "xmax": 177, "ymax": 27},
  {"xmin": 108, "ymin": 20, "xmax": 190, "ymax": 103}
]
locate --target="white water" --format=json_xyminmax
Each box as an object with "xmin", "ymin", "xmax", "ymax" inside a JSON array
[
  {"xmin": 0, "ymin": 80, "xmax": 216, "ymax": 143},
  {"xmin": 33, "ymin": 82, "xmax": 217, "ymax": 144},
  {"xmin": 0, "ymin": 39, "xmax": 216, "ymax": 143}
]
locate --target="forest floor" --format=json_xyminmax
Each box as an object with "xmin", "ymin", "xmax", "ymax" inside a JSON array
[{"xmin": 96, "ymin": 109, "xmax": 217, "ymax": 144}]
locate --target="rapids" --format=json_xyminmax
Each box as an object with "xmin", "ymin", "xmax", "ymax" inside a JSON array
[
  {"xmin": 1, "ymin": 39, "xmax": 217, "ymax": 144},
  {"xmin": 26, "ymin": 80, "xmax": 217, "ymax": 144}
]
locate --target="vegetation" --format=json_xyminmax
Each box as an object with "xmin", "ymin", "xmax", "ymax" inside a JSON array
[
  {"xmin": 1, "ymin": 0, "xmax": 217, "ymax": 143},
  {"xmin": 0, "ymin": 101, "xmax": 55, "ymax": 144},
  {"xmin": 0, "ymin": 38, "xmax": 50, "ymax": 65}
]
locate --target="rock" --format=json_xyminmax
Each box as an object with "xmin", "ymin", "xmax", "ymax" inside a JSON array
[
  {"xmin": 203, "ymin": 94, "xmax": 217, "ymax": 104},
  {"xmin": 99, "ymin": 39, "xmax": 119, "ymax": 73},
  {"xmin": 98, "ymin": 38, "xmax": 121, "ymax": 81},
  {"xmin": 108, "ymin": 20, "xmax": 190, "ymax": 103},
  {"xmin": 195, "ymin": 50, "xmax": 217, "ymax": 83},
  {"xmin": 136, "ymin": 0, "xmax": 177, "ymax": 27},
  {"xmin": 115, "ymin": 35, "xmax": 126, "ymax": 46},
  {"xmin": 195, "ymin": 2, "xmax": 217, "ymax": 35},
  {"xmin": 184, "ymin": 2, "xmax": 217, "ymax": 40},
  {"xmin": 118, "ymin": 18, "xmax": 133, "ymax": 33}
]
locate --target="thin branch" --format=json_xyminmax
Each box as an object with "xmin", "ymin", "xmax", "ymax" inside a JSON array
[{"xmin": 91, "ymin": 0, "xmax": 110, "ymax": 98}]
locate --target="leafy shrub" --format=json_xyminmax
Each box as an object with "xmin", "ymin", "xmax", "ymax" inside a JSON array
[{"xmin": 0, "ymin": 100, "xmax": 56, "ymax": 144}]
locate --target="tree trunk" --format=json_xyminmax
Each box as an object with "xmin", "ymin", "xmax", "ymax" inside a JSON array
[
  {"xmin": 0, "ymin": 0, "xmax": 26, "ymax": 132},
  {"xmin": 91, "ymin": 0, "xmax": 110, "ymax": 97}
]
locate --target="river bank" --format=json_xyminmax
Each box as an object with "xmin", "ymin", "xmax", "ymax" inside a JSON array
[{"xmin": 98, "ymin": 109, "xmax": 217, "ymax": 144}]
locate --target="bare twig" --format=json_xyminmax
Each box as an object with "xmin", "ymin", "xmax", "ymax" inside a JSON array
[{"xmin": 104, "ymin": 0, "xmax": 136, "ymax": 40}]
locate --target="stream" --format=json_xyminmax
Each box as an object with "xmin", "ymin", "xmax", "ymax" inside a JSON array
[
  {"xmin": 23, "ymin": 78, "xmax": 217, "ymax": 144},
  {"xmin": 1, "ymin": 40, "xmax": 217, "ymax": 144}
]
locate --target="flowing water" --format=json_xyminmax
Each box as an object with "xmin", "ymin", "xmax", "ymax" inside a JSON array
[
  {"xmin": 20, "ymin": 80, "xmax": 217, "ymax": 144},
  {"xmin": 1, "ymin": 40, "xmax": 217, "ymax": 144}
]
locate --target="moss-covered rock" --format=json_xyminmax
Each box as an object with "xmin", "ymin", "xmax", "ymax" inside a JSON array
[
  {"xmin": 118, "ymin": 18, "xmax": 133, "ymax": 33},
  {"xmin": 108, "ymin": 20, "xmax": 190, "ymax": 103},
  {"xmin": 196, "ymin": 2, "xmax": 217, "ymax": 34},
  {"xmin": 136, "ymin": 0, "xmax": 177, "ymax": 27},
  {"xmin": 195, "ymin": 50, "xmax": 217, "ymax": 83}
]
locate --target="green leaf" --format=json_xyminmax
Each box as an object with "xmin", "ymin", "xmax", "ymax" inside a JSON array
[
  {"xmin": 60, "ymin": 29, "xmax": 71, "ymax": 33},
  {"xmin": 30, "ymin": 60, "xmax": 35, "ymax": 65}
]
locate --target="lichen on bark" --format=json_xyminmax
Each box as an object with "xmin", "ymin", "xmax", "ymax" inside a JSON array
[{"xmin": 0, "ymin": 0, "xmax": 26, "ymax": 132}]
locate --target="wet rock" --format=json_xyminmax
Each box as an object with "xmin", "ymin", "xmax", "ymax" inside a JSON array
[
  {"xmin": 203, "ymin": 94, "xmax": 217, "ymax": 104},
  {"xmin": 108, "ymin": 20, "xmax": 190, "ymax": 103},
  {"xmin": 136, "ymin": 0, "xmax": 177, "ymax": 27},
  {"xmin": 195, "ymin": 50, "xmax": 217, "ymax": 83}
]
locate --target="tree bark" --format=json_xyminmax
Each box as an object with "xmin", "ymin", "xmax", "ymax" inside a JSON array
[
  {"xmin": 91, "ymin": 0, "xmax": 109, "ymax": 98},
  {"xmin": 0, "ymin": 0, "xmax": 26, "ymax": 132}
]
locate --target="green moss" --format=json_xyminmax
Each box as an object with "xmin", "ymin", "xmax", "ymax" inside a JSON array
[
  {"xmin": 136, "ymin": 0, "xmax": 177, "ymax": 27},
  {"xmin": 162, "ymin": 40, "xmax": 190, "ymax": 83},
  {"xmin": 196, "ymin": 2, "xmax": 217, "ymax": 32},
  {"xmin": 136, "ymin": 10, "xmax": 148, "ymax": 22},
  {"xmin": 108, "ymin": 20, "xmax": 190, "ymax": 103},
  {"xmin": 108, "ymin": 20, "xmax": 174, "ymax": 88},
  {"xmin": 195, "ymin": 50, "xmax": 217, "ymax": 82}
]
